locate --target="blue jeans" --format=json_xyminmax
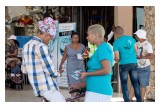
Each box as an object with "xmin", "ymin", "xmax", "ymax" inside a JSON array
[
  {"xmin": 138, "ymin": 66, "xmax": 150, "ymax": 87},
  {"xmin": 119, "ymin": 63, "xmax": 142, "ymax": 102}
]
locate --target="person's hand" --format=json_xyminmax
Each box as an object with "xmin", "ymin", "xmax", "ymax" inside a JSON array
[
  {"xmin": 82, "ymin": 54, "xmax": 89, "ymax": 59},
  {"xmin": 58, "ymin": 70, "xmax": 64, "ymax": 77},
  {"xmin": 59, "ymin": 66, "xmax": 62, "ymax": 71},
  {"xmin": 80, "ymin": 72, "xmax": 87, "ymax": 79},
  {"xmin": 59, "ymin": 69, "xmax": 64, "ymax": 74},
  {"xmin": 82, "ymin": 48, "xmax": 89, "ymax": 59},
  {"xmin": 137, "ymin": 54, "xmax": 145, "ymax": 59}
]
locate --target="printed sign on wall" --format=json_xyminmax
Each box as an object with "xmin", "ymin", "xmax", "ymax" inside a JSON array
[
  {"xmin": 48, "ymin": 21, "xmax": 59, "ymax": 70},
  {"xmin": 57, "ymin": 23, "xmax": 76, "ymax": 87}
]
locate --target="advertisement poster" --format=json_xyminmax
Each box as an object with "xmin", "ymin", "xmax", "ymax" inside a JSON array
[
  {"xmin": 57, "ymin": 23, "xmax": 76, "ymax": 87},
  {"xmin": 48, "ymin": 21, "xmax": 59, "ymax": 70}
]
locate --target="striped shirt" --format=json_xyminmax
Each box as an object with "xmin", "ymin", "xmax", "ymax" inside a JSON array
[{"xmin": 21, "ymin": 36, "xmax": 59, "ymax": 96}]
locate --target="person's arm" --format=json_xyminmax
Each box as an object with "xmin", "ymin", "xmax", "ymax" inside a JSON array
[
  {"xmin": 114, "ymin": 51, "xmax": 120, "ymax": 63},
  {"xmin": 59, "ymin": 46, "xmax": 67, "ymax": 72},
  {"xmin": 107, "ymin": 31, "xmax": 114, "ymax": 41},
  {"xmin": 37, "ymin": 45, "xmax": 59, "ymax": 78},
  {"xmin": 6, "ymin": 48, "xmax": 18, "ymax": 57},
  {"xmin": 80, "ymin": 60, "xmax": 111, "ymax": 79},
  {"xmin": 134, "ymin": 44, "xmax": 138, "ymax": 55},
  {"xmin": 137, "ymin": 43, "xmax": 154, "ymax": 59},
  {"xmin": 70, "ymin": 82, "xmax": 86, "ymax": 90},
  {"xmin": 140, "ymin": 53, "xmax": 154, "ymax": 59},
  {"xmin": 113, "ymin": 41, "xmax": 120, "ymax": 63},
  {"xmin": 107, "ymin": 24, "xmax": 115, "ymax": 41},
  {"xmin": 143, "ymin": 43, "xmax": 154, "ymax": 59}
]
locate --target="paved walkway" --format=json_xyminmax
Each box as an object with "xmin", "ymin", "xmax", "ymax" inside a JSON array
[{"xmin": 5, "ymin": 84, "xmax": 153, "ymax": 102}]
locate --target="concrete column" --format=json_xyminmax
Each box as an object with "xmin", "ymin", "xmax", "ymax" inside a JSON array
[{"xmin": 114, "ymin": 6, "xmax": 133, "ymax": 36}]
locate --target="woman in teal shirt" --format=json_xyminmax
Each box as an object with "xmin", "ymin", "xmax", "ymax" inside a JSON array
[{"xmin": 80, "ymin": 24, "xmax": 114, "ymax": 102}]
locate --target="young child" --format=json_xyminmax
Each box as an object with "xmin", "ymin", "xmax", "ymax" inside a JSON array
[{"xmin": 10, "ymin": 60, "xmax": 21, "ymax": 82}]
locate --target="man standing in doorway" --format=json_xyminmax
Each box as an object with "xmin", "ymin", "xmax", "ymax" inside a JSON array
[
  {"xmin": 130, "ymin": 29, "xmax": 153, "ymax": 102},
  {"xmin": 113, "ymin": 26, "xmax": 142, "ymax": 102}
]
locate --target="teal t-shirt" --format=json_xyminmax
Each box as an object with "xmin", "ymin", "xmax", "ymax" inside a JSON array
[
  {"xmin": 86, "ymin": 42, "xmax": 113, "ymax": 95},
  {"xmin": 113, "ymin": 35, "xmax": 137, "ymax": 64}
]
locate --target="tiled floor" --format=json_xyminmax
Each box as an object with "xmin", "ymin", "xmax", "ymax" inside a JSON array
[{"xmin": 5, "ymin": 84, "xmax": 153, "ymax": 102}]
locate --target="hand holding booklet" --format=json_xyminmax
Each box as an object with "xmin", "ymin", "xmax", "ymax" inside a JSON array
[{"xmin": 71, "ymin": 69, "xmax": 82, "ymax": 80}]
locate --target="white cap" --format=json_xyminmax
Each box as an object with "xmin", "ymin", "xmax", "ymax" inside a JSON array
[
  {"xmin": 7, "ymin": 35, "xmax": 16, "ymax": 40},
  {"xmin": 134, "ymin": 29, "xmax": 146, "ymax": 39}
]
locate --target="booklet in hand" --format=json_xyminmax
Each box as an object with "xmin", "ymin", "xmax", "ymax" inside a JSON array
[{"xmin": 71, "ymin": 69, "xmax": 82, "ymax": 80}]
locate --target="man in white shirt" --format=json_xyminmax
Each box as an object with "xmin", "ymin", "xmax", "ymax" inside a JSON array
[{"xmin": 130, "ymin": 29, "xmax": 154, "ymax": 102}]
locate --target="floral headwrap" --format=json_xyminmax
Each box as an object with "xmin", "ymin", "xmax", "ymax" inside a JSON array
[{"xmin": 38, "ymin": 17, "xmax": 56, "ymax": 38}]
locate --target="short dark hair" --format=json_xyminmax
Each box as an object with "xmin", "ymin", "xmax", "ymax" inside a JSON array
[
  {"xmin": 71, "ymin": 32, "xmax": 79, "ymax": 38},
  {"xmin": 13, "ymin": 40, "xmax": 19, "ymax": 47},
  {"xmin": 114, "ymin": 26, "xmax": 124, "ymax": 35}
]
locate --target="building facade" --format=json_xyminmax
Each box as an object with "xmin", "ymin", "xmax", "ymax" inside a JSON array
[{"xmin": 5, "ymin": 6, "xmax": 155, "ymax": 100}]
